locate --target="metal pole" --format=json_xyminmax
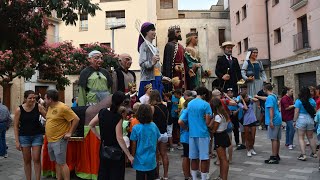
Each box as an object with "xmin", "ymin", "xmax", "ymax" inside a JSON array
[{"xmin": 111, "ymin": 29, "xmax": 115, "ymax": 50}]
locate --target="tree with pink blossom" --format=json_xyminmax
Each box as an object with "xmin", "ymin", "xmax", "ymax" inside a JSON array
[{"xmin": 0, "ymin": 0, "xmax": 100, "ymax": 107}]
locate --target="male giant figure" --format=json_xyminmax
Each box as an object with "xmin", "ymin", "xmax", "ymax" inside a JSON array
[
  {"xmin": 112, "ymin": 53, "xmax": 136, "ymax": 93},
  {"xmin": 215, "ymin": 41, "xmax": 242, "ymax": 94},
  {"xmin": 162, "ymin": 25, "xmax": 187, "ymax": 92}
]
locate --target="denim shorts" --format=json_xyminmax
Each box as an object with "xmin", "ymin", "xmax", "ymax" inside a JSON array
[
  {"xmin": 189, "ymin": 137, "xmax": 210, "ymax": 160},
  {"xmin": 296, "ymin": 114, "xmax": 314, "ymax": 131},
  {"xmin": 19, "ymin": 134, "xmax": 44, "ymax": 147}
]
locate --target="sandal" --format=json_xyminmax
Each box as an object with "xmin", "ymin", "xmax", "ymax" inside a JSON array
[
  {"xmin": 214, "ymin": 161, "xmax": 220, "ymax": 166},
  {"xmin": 210, "ymin": 153, "xmax": 217, "ymax": 159}
]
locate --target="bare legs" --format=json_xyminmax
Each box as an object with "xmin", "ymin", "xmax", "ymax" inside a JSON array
[
  {"xmin": 55, "ymin": 163, "xmax": 70, "ymax": 180},
  {"xmin": 21, "ymin": 146, "xmax": 42, "ymax": 180},
  {"xmin": 156, "ymin": 142, "xmax": 169, "ymax": 178},
  {"xmin": 216, "ymin": 147, "xmax": 229, "ymax": 180}
]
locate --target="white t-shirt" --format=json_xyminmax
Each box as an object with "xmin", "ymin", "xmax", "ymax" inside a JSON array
[
  {"xmin": 214, "ymin": 114, "xmax": 228, "ymax": 132},
  {"xmin": 139, "ymin": 94, "xmax": 150, "ymax": 104}
]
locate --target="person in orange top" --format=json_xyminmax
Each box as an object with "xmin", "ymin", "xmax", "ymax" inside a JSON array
[{"xmin": 129, "ymin": 102, "xmax": 141, "ymax": 133}]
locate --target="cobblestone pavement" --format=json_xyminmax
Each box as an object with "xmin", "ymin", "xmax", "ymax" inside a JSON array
[{"xmin": 1, "ymin": 128, "xmax": 319, "ymax": 180}]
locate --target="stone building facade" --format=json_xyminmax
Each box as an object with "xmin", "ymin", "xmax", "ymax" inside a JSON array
[{"xmin": 228, "ymin": 0, "xmax": 320, "ymax": 96}]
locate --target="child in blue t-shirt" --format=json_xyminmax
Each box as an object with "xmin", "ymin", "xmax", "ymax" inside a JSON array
[
  {"xmin": 264, "ymin": 84, "xmax": 282, "ymax": 164},
  {"xmin": 178, "ymin": 98, "xmax": 194, "ymax": 180},
  {"xmin": 130, "ymin": 104, "xmax": 160, "ymax": 180},
  {"xmin": 314, "ymin": 110, "xmax": 320, "ymax": 170},
  {"xmin": 226, "ymin": 88, "xmax": 240, "ymax": 146}
]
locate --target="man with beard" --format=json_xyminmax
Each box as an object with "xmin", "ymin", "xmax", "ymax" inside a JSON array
[
  {"xmin": 112, "ymin": 53, "xmax": 136, "ymax": 93},
  {"xmin": 162, "ymin": 25, "xmax": 187, "ymax": 92},
  {"xmin": 215, "ymin": 41, "xmax": 242, "ymax": 95},
  {"xmin": 78, "ymin": 50, "xmax": 113, "ymax": 106}
]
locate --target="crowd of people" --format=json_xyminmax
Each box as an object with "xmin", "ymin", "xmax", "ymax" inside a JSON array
[{"xmin": 0, "ymin": 20, "xmax": 320, "ymax": 180}]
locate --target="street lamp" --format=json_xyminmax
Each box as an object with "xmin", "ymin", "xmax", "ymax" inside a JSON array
[{"xmin": 110, "ymin": 24, "xmax": 126, "ymax": 50}]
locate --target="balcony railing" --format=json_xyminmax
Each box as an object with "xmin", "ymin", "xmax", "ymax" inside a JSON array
[
  {"xmin": 293, "ymin": 31, "xmax": 310, "ymax": 52},
  {"xmin": 290, "ymin": 0, "xmax": 308, "ymax": 11}
]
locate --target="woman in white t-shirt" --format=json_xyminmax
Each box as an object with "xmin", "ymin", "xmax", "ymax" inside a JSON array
[{"xmin": 210, "ymin": 97, "xmax": 231, "ymax": 180}]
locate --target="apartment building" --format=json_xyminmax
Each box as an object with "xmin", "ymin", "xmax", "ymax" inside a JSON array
[{"xmin": 228, "ymin": 0, "xmax": 320, "ymax": 95}]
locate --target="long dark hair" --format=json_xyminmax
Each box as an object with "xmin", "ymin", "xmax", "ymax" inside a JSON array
[
  {"xmin": 211, "ymin": 98, "xmax": 228, "ymax": 121},
  {"xmin": 110, "ymin": 91, "xmax": 126, "ymax": 113},
  {"xmin": 298, "ymin": 87, "xmax": 316, "ymax": 117}
]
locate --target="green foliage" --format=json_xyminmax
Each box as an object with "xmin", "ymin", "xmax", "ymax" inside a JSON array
[{"xmin": 0, "ymin": 0, "xmax": 101, "ymax": 88}]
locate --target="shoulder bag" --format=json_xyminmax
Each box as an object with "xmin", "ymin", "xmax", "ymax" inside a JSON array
[{"xmin": 99, "ymin": 114, "xmax": 123, "ymax": 160}]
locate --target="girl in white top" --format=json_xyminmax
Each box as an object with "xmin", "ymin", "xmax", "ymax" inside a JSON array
[{"xmin": 210, "ymin": 98, "xmax": 231, "ymax": 180}]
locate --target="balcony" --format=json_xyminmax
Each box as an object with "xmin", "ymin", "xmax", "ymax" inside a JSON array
[
  {"xmin": 293, "ymin": 31, "xmax": 310, "ymax": 52},
  {"xmin": 290, "ymin": 0, "xmax": 308, "ymax": 11}
]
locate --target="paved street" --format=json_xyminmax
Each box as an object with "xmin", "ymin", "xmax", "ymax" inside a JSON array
[{"xmin": 0, "ymin": 128, "xmax": 319, "ymax": 180}]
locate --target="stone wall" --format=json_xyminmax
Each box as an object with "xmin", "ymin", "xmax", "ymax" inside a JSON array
[{"xmin": 271, "ymin": 49, "xmax": 320, "ymax": 97}]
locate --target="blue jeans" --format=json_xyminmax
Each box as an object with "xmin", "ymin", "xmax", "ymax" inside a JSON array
[
  {"xmin": 285, "ymin": 120, "xmax": 295, "ymax": 145},
  {"xmin": 0, "ymin": 122, "xmax": 7, "ymax": 156}
]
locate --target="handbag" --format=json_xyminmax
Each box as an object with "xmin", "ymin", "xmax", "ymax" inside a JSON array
[
  {"xmin": 99, "ymin": 115, "xmax": 123, "ymax": 160},
  {"xmin": 100, "ymin": 140, "xmax": 123, "ymax": 160}
]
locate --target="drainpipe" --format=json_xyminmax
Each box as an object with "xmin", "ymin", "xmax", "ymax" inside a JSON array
[{"xmin": 265, "ymin": 0, "xmax": 272, "ymax": 82}]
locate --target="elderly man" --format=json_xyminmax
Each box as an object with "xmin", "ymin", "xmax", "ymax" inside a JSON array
[
  {"xmin": 78, "ymin": 50, "xmax": 113, "ymax": 106},
  {"xmin": 112, "ymin": 53, "xmax": 136, "ymax": 93},
  {"xmin": 215, "ymin": 41, "xmax": 242, "ymax": 95}
]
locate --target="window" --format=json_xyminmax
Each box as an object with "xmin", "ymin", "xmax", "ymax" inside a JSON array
[
  {"xmin": 294, "ymin": 15, "xmax": 309, "ymax": 51},
  {"xmin": 79, "ymin": 44, "xmax": 88, "ymax": 48},
  {"xmin": 236, "ymin": 11, "xmax": 240, "ymax": 25},
  {"xmin": 100, "ymin": 43, "xmax": 111, "ymax": 47},
  {"xmin": 105, "ymin": 10, "xmax": 125, "ymax": 29},
  {"xmin": 274, "ymin": 28, "xmax": 281, "ymax": 44},
  {"xmin": 242, "ymin": 5, "xmax": 247, "ymax": 20},
  {"xmin": 237, "ymin": 41, "xmax": 242, "ymax": 54},
  {"xmin": 190, "ymin": 28, "xmax": 197, "ymax": 33},
  {"xmin": 275, "ymin": 76, "xmax": 284, "ymax": 96},
  {"xmin": 178, "ymin": 14, "xmax": 185, "ymax": 18},
  {"xmin": 73, "ymin": 82, "xmax": 79, "ymax": 98},
  {"xmin": 272, "ymin": 0, "xmax": 279, "ymax": 6},
  {"xmin": 160, "ymin": 0, "xmax": 173, "ymax": 9},
  {"xmin": 79, "ymin": 13, "xmax": 88, "ymax": 31},
  {"xmin": 244, "ymin": 38, "xmax": 248, "ymax": 51},
  {"xmin": 218, "ymin": 28, "xmax": 225, "ymax": 46},
  {"xmin": 298, "ymin": 72, "xmax": 316, "ymax": 90}
]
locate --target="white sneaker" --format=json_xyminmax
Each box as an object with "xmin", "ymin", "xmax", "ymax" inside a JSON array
[
  {"xmin": 169, "ymin": 148, "xmax": 174, "ymax": 152},
  {"xmin": 258, "ymin": 125, "xmax": 262, "ymax": 130},
  {"xmin": 247, "ymin": 151, "xmax": 252, "ymax": 157},
  {"xmin": 250, "ymin": 149, "xmax": 257, "ymax": 155},
  {"xmin": 0, "ymin": 156, "xmax": 4, "ymax": 160},
  {"xmin": 288, "ymin": 145, "xmax": 293, "ymax": 150}
]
